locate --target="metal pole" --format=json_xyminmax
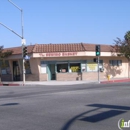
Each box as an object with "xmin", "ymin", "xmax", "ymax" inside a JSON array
[
  {"xmin": 98, "ymin": 56, "xmax": 100, "ymax": 83},
  {"xmin": 22, "ymin": 45, "xmax": 25, "ymax": 85},
  {"xmin": 8, "ymin": 0, "xmax": 25, "ymax": 86},
  {"xmin": 21, "ymin": 9, "xmax": 25, "ymax": 86},
  {"xmin": 0, "ymin": 22, "xmax": 22, "ymax": 38}
]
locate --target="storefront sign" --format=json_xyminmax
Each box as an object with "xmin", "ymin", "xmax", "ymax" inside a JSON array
[
  {"xmin": 39, "ymin": 52, "xmax": 77, "ymax": 57},
  {"xmin": 87, "ymin": 62, "xmax": 97, "ymax": 72},
  {"xmin": 70, "ymin": 66, "xmax": 80, "ymax": 72}
]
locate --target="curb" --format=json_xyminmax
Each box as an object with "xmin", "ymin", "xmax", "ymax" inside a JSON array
[{"xmin": 100, "ymin": 78, "xmax": 130, "ymax": 84}]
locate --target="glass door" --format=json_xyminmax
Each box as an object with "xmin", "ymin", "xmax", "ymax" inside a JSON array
[{"xmin": 13, "ymin": 61, "xmax": 20, "ymax": 81}]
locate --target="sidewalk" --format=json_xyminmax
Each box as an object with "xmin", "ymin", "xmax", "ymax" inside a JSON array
[
  {"xmin": 0, "ymin": 80, "xmax": 98, "ymax": 86},
  {"xmin": 0, "ymin": 78, "xmax": 130, "ymax": 86}
]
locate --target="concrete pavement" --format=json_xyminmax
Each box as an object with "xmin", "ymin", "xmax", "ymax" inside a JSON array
[{"xmin": 0, "ymin": 83, "xmax": 130, "ymax": 130}]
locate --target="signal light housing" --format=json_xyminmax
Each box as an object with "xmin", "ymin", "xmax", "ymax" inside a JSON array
[
  {"xmin": 95, "ymin": 45, "xmax": 100, "ymax": 56},
  {"xmin": 93, "ymin": 58, "xmax": 98, "ymax": 63},
  {"xmin": 23, "ymin": 46, "xmax": 27, "ymax": 58}
]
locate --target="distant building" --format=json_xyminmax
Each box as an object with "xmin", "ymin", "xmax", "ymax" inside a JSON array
[{"xmin": 1, "ymin": 43, "xmax": 129, "ymax": 81}]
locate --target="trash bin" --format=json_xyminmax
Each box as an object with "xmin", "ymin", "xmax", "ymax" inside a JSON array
[{"xmin": 107, "ymin": 75, "xmax": 111, "ymax": 81}]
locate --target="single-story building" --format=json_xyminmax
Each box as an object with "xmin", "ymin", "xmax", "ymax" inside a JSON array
[{"xmin": 0, "ymin": 43, "xmax": 129, "ymax": 81}]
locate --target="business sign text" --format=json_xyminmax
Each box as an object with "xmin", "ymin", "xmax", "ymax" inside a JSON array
[{"xmin": 39, "ymin": 52, "xmax": 78, "ymax": 57}]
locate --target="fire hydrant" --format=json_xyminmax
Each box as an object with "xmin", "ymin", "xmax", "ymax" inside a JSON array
[{"xmin": 107, "ymin": 75, "xmax": 110, "ymax": 81}]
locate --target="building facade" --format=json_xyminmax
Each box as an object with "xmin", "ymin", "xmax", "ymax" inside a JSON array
[{"xmin": 1, "ymin": 43, "xmax": 129, "ymax": 81}]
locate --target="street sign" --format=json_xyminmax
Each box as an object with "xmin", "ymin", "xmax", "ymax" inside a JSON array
[
  {"xmin": 24, "ymin": 55, "xmax": 30, "ymax": 60},
  {"xmin": 21, "ymin": 39, "xmax": 26, "ymax": 45}
]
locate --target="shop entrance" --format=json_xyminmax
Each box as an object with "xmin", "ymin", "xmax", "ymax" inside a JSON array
[
  {"xmin": 13, "ymin": 61, "xmax": 20, "ymax": 81},
  {"xmin": 48, "ymin": 64, "xmax": 56, "ymax": 80}
]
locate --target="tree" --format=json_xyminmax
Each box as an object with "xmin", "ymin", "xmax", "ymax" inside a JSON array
[
  {"xmin": 0, "ymin": 46, "xmax": 13, "ymax": 58},
  {"xmin": 0, "ymin": 46, "xmax": 13, "ymax": 82},
  {"xmin": 124, "ymin": 31, "xmax": 130, "ymax": 44},
  {"xmin": 114, "ymin": 31, "xmax": 130, "ymax": 77}
]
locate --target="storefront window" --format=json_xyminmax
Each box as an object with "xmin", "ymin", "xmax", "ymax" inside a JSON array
[
  {"xmin": 41, "ymin": 63, "xmax": 47, "ymax": 73},
  {"xmin": 109, "ymin": 60, "xmax": 122, "ymax": 66},
  {"xmin": 0, "ymin": 60, "xmax": 11, "ymax": 74},
  {"xmin": 57, "ymin": 64, "xmax": 68, "ymax": 73},
  {"xmin": 69, "ymin": 63, "xmax": 81, "ymax": 72},
  {"xmin": 24, "ymin": 61, "xmax": 31, "ymax": 74}
]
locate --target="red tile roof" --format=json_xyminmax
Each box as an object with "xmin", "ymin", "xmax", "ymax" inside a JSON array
[
  {"xmin": 3, "ymin": 43, "xmax": 115, "ymax": 55},
  {"xmin": 32, "ymin": 43, "xmax": 86, "ymax": 53},
  {"xmin": 32, "ymin": 43, "xmax": 115, "ymax": 53},
  {"xmin": 3, "ymin": 45, "xmax": 35, "ymax": 55},
  {"xmin": 83, "ymin": 43, "xmax": 115, "ymax": 52}
]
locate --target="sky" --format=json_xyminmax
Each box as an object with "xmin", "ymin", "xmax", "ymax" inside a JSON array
[{"xmin": 0, "ymin": 0, "xmax": 130, "ymax": 48}]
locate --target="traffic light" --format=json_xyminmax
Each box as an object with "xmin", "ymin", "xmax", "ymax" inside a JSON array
[
  {"xmin": 23, "ymin": 46, "xmax": 27, "ymax": 58},
  {"xmin": 95, "ymin": 45, "xmax": 100, "ymax": 56},
  {"xmin": 93, "ymin": 58, "xmax": 98, "ymax": 63}
]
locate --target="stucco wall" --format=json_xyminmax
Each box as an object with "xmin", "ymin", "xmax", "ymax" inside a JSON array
[
  {"xmin": 82, "ymin": 72, "xmax": 104, "ymax": 81},
  {"xmin": 30, "ymin": 58, "xmax": 40, "ymax": 75},
  {"xmin": 20, "ymin": 74, "xmax": 39, "ymax": 81},
  {"xmin": 26, "ymin": 74, "xmax": 39, "ymax": 81},
  {"xmin": 102, "ymin": 57, "xmax": 128, "ymax": 78},
  {"xmin": 39, "ymin": 74, "xmax": 48, "ymax": 81}
]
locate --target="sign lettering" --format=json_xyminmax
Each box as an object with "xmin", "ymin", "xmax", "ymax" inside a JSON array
[{"xmin": 39, "ymin": 52, "xmax": 77, "ymax": 57}]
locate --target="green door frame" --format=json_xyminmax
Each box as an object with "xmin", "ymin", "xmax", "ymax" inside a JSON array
[
  {"xmin": 47, "ymin": 64, "xmax": 51, "ymax": 80},
  {"xmin": 47, "ymin": 64, "xmax": 56, "ymax": 80}
]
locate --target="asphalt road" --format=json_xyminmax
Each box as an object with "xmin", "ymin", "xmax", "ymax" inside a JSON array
[{"xmin": 0, "ymin": 82, "xmax": 130, "ymax": 130}]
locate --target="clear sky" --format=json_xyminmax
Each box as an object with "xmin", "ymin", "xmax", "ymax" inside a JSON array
[{"xmin": 0, "ymin": 0, "xmax": 130, "ymax": 48}]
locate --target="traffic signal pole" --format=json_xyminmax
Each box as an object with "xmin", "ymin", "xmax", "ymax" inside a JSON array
[
  {"xmin": 95, "ymin": 45, "xmax": 101, "ymax": 83},
  {"xmin": 0, "ymin": 0, "xmax": 26, "ymax": 86},
  {"xmin": 22, "ymin": 45, "xmax": 25, "ymax": 85},
  {"xmin": 98, "ymin": 56, "xmax": 100, "ymax": 83},
  {"xmin": 8, "ymin": 0, "xmax": 26, "ymax": 86}
]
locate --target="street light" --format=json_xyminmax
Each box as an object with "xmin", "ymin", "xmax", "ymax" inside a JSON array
[
  {"xmin": 8, "ymin": 0, "xmax": 26, "ymax": 85},
  {"xmin": 0, "ymin": 0, "xmax": 26, "ymax": 85},
  {"xmin": 8, "ymin": 0, "xmax": 24, "ymax": 38}
]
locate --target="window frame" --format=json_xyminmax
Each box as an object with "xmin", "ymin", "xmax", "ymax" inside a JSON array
[
  {"xmin": 109, "ymin": 60, "xmax": 122, "ymax": 66},
  {"xmin": 0, "ymin": 60, "xmax": 11, "ymax": 75},
  {"xmin": 69, "ymin": 62, "xmax": 81, "ymax": 73}
]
